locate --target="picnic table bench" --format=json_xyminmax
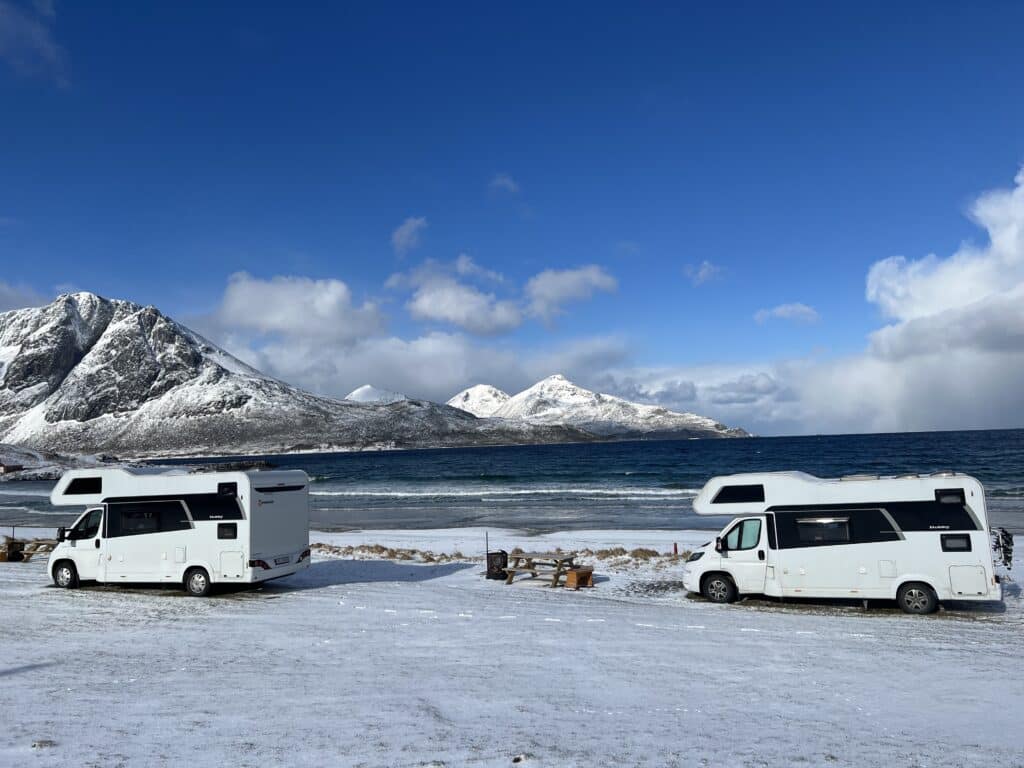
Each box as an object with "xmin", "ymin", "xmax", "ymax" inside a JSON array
[
  {"xmin": 504, "ymin": 552, "xmax": 582, "ymax": 587},
  {"xmin": 20, "ymin": 539, "xmax": 56, "ymax": 562},
  {"xmin": 0, "ymin": 537, "xmax": 56, "ymax": 563}
]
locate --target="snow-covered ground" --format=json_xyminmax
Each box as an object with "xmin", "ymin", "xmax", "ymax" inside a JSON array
[{"xmin": 1, "ymin": 528, "xmax": 1022, "ymax": 767}]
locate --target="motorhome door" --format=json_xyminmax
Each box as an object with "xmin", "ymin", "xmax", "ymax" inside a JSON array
[
  {"xmin": 721, "ymin": 517, "xmax": 767, "ymax": 593},
  {"xmin": 65, "ymin": 507, "xmax": 104, "ymax": 581}
]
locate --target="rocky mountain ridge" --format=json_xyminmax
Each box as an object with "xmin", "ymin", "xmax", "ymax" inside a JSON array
[{"xmin": 0, "ymin": 293, "xmax": 589, "ymax": 457}]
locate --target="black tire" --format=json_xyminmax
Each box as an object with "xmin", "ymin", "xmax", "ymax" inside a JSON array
[
  {"xmin": 53, "ymin": 560, "xmax": 79, "ymax": 589},
  {"xmin": 184, "ymin": 567, "xmax": 211, "ymax": 597},
  {"xmin": 897, "ymin": 582, "xmax": 938, "ymax": 615},
  {"xmin": 702, "ymin": 573, "xmax": 737, "ymax": 604}
]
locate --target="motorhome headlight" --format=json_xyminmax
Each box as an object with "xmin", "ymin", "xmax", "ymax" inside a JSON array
[
  {"xmin": 687, "ymin": 551, "xmax": 704, "ymax": 563},
  {"xmin": 298, "ymin": 548, "xmax": 311, "ymax": 562}
]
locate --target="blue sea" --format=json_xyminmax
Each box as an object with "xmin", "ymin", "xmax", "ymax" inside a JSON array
[{"xmin": 2, "ymin": 429, "xmax": 1023, "ymax": 533}]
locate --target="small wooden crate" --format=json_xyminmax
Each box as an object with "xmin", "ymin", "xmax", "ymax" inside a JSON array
[
  {"xmin": 565, "ymin": 567, "xmax": 594, "ymax": 590},
  {"xmin": 0, "ymin": 538, "xmax": 24, "ymax": 563}
]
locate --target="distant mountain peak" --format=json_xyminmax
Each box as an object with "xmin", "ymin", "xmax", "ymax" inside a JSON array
[
  {"xmin": 345, "ymin": 385, "xmax": 408, "ymax": 404},
  {"xmin": 446, "ymin": 384, "xmax": 511, "ymax": 417}
]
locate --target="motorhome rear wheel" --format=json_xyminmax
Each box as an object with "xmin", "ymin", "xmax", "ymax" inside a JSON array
[
  {"xmin": 185, "ymin": 567, "xmax": 211, "ymax": 597},
  {"xmin": 897, "ymin": 582, "xmax": 938, "ymax": 615}
]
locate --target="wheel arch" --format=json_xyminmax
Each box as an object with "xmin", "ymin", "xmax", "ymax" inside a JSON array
[
  {"xmin": 180, "ymin": 559, "xmax": 215, "ymax": 584},
  {"xmin": 892, "ymin": 575, "xmax": 939, "ymax": 601},
  {"xmin": 700, "ymin": 570, "xmax": 736, "ymax": 592},
  {"xmin": 51, "ymin": 557, "xmax": 75, "ymax": 580}
]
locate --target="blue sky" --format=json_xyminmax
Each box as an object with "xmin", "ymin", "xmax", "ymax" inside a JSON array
[{"xmin": 2, "ymin": 1, "xmax": 1024, "ymax": 434}]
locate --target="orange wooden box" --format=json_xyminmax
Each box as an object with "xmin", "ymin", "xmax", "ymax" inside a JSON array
[{"xmin": 565, "ymin": 567, "xmax": 594, "ymax": 589}]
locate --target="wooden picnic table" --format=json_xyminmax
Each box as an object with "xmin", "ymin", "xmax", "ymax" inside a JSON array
[{"xmin": 504, "ymin": 551, "xmax": 577, "ymax": 587}]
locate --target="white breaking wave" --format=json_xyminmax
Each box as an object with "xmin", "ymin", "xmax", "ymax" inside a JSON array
[
  {"xmin": 0, "ymin": 506, "xmax": 68, "ymax": 516},
  {"xmin": 0, "ymin": 488, "xmax": 51, "ymax": 497},
  {"xmin": 311, "ymin": 487, "xmax": 699, "ymax": 498}
]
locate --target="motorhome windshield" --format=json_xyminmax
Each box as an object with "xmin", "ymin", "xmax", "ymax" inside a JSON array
[{"xmin": 70, "ymin": 508, "xmax": 102, "ymax": 539}]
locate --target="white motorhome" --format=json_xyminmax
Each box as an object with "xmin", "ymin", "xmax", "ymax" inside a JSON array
[
  {"xmin": 681, "ymin": 471, "xmax": 1006, "ymax": 614},
  {"xmin": 47, "ymin": 467, "xmax": 311, "ymax": 596}
]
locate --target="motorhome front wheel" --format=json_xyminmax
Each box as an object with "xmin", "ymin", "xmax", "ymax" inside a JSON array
[
  {"xmin": 702, "ymin": 574, "xmax": 737, "ymax": 604},
  {"xmin": 53, "ymin": 561, "xmax": 79, "ymax": 589}
]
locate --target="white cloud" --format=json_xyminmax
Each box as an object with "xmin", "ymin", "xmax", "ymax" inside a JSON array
[
  {"xmin": 866, "ymin": 169, "xmax": 1024, "ymax": 323},
  {"xmin": 455, "ymin": 253, "xmax": 503, "ymax": 282},
  {"xmin": 407, "ymin": 277, "xmax": 522, "ymax": 335},
  {"xmin": 386, "ymin": 257, "xmax": 520, "ymax": 335},
  {"xmin": 754, "ymin": 302, "xmax": 820, "ymax": 325},
  {"xmin": 0, "ymin": 0, "xmax": 66, "ymax": 84},
  {"xmin": 684, "ymin": 260, "xmax": 721, "ymax": 286},
  {"xmin": 860, "ymin": 167, "xmax": 1024, "ymax": 366},
  {"xmin": 215, "ymin": 272, "xmax": 385, "ymax": 345},
  {"xmin": 488, "ymin": 173, "xmax": 519, "ymax": 194},
  {"xmin": 525, "ymin": 265, "xmax": 617, "ymax": 322},
  {"xmin": 389, "ymin": 259, "xmax": 615, "ymax": 335},
  {"xmin": 595, "ymin": 374, "xmax": 698, "ymax": 407},
  {"xmin": 868, "ymin": 284, "xmax": 1024, "ymax": 361},
  {"xmin": 0, "ymin": 281, "xmax": 47, "ymax": 313},
  {"xmin": 706, "ymin": 372, "xmax": 786, "ymax": 405},
  {"xmin": 391, "ymin": 216, "xmax": 427, "ymax": 256}
]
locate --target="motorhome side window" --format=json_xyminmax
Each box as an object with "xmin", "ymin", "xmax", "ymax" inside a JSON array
[
  {"xmin": 796, "ymin": 517, "xmax": 850, "ymax": 545},
  {"xmin": 106, "ymin": 501, "xmax": 192, "ymax": 538},
  {"xmin": 712, "ymin": 484, "xmax": 765, "ymax": 504},
  {"xmin": 724, "ymin": 519, "xmax": 761, "ymax": 550},
  {"xmin": 185, "ymin": 495, "xmax": 244, "ymax": 521},
  {"xmin": 773, "ymin": 508, "xmax": 900, "ymax": 548},
  {"xmin": 885, "ymin": 500, "xmax": 979, "ymax": 531},
  {"xmin": 66, "ymin": 476, "xmax": 102, "ymax": 495}
]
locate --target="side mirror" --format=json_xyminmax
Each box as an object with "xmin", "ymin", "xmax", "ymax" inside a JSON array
[
  {"xmin": 715, "ymin": 537, "xmax": 724, "ymax": 553},
  {"xmin": 57, "ymin": 527, "xmax": 67, "ymax": 542}
]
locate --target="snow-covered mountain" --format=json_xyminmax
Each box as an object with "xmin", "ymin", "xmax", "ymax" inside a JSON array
[
  {"xmin": 449, "ymin": 374, "xmax": 747, "ymax": 438},
  {"xmin": 0, "ymin": 293, "xmax": 590, "ymax": 457},
  {"xmin": 446, "ymin": 384, "xmax": 511, "ymax": 417},
  {"xmin": 345, "ymin": 385, "xmax": 408, "ymax": 405}
]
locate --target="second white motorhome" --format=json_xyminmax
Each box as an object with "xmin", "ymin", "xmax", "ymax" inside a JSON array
[
  {"xmin": 682, "ymin": 471, "xmax": 1006, "ymax": 614},
  {"xmin": 47, "ymin": 467, "xmax": 311, "ymax": 596}
]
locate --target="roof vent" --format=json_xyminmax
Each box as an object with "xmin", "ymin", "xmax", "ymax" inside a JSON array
[{"xmin": 839, "ymin": 474, "xmax": 880, "ymax": 481}]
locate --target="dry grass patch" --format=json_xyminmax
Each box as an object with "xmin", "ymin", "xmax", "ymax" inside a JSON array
[
  {"xmin": 593, "ymin": 547, "xmax": 628, "ymax": 559},
  {"xmin": 628, "ymin": 548, "xmax": 660, "ymax": 561},
  {"xmin": 311, "ymin": 542, "xmax": 477, "ymax": 564}
]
